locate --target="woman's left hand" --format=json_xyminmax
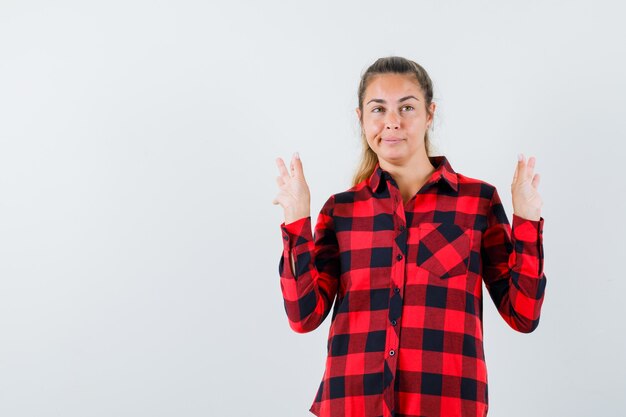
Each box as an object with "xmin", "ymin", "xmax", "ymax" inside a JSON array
[{"xmin": 511, "ymin": 153, "xmax": 543, "ymax": 221}]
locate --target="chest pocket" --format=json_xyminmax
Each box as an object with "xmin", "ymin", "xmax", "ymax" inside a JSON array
[{"xmin": 417, "ymin": 223, "xmax": 473, "ymax": 279}]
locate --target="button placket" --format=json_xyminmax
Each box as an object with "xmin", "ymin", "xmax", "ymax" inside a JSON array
[{"xmin": 381, "ymin": 187, "xmax": 407, "ymax": 417}]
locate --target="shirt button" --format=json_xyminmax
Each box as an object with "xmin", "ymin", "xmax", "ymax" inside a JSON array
[
  {"xmin": 389, "ymin": 349, "xmax": 395, "ymax": 356},
  {"xmin": 391, "ymin": 320, "xmax": 397, "ymax": 326},
  {"xmin": 399, "ymin": 225, "xmax": 405, "ymax": 232},
  {"xmin": 396, "ymin": 254, "xmax": 403, "ymax": 261},
  {"xmin": 283, "ymin": 235, "xmax": 289, "ymax": 241},
  {"xmin": 394, "ymin": 287, "xmax": 400, "ymax": 293}
]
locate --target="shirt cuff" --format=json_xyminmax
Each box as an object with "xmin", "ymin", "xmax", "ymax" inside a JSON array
[
  {"xmin": 512, "ymin": 214, "xmax": 544, "ymax": 242},
  {"xmin": 280, "ymin": 216, "xmax": 313, "ymax": 251}
]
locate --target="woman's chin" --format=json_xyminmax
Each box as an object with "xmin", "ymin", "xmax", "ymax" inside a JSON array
[
  {"xmin": 378, "ymin": 149, "xmax": 406, "ymax": 160},
  {"xmin": 376, "ymin": 153, "xmax": 408, "ymax": 166}
]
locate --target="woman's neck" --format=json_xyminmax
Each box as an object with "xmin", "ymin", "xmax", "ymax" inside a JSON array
[{"xmin": 379, "ymin": 154, "xmax": 437, "ymax": 204}]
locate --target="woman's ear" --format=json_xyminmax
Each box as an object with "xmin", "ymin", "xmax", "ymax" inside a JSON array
[
  {"xmin": 355, "ymin": 107, "xmax": 361, "ymax": 121},
  {"xmin": 428, "ymin": 102, "xmax": 436, "ymax": 125}
]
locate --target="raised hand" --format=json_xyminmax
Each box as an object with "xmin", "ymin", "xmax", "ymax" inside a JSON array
[
  {"xmin": 272, "ymin": 152, "xmax": 311, "ymax": 224},
  {"xmin": 511, "ymin": 153, "xmax": 543, "ymax": 221}
]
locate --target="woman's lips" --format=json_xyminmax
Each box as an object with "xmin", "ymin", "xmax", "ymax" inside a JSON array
[{"xmin": 381, "ymin": 137, "xmax": 403, "ymax": 144}]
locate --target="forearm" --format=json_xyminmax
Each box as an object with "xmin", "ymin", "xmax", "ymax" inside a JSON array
[
  {"xmin": 484, "ymin": 214, "xmax": 547, "ymax": 333},
  {"xmin": 279, "ymin": 215, "xmax": 339, "ymax": 333}
]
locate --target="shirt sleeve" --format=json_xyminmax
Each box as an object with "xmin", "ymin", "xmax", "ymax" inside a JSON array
[
  {"xmin": 481, "ymin": 187, "xmax": 547, "ymax": 333},
  {"xmin": 278, "ymin": 194, "xmax": 340, "ymax": 333}
]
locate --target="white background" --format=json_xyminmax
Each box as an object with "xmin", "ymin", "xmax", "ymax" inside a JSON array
[{"xmin": 1, "ymin": 1, "xmax": 625, "ymax": 416}]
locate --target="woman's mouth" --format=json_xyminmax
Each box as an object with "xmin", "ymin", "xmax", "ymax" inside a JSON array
[{"xmin": 381, "ymin": 137, "xmax": 403, "ymax": 144}]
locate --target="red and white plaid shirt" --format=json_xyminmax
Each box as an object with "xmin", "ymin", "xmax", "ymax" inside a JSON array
[{"xmin": 278, "ymin": 155, "xmax": 546, "ymax": 417}]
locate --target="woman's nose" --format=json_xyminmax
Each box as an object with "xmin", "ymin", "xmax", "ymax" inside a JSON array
[{"xmin": 385, "ymin": 111, "xmax": 400, "ymax": 129}]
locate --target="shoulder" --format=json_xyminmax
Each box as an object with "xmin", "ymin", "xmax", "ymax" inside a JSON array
[
  {"xmin": 326, "ymin": 179, "xmax": 368, "ymax": 206},
  {"xmin": 455, "ymin": 172, "xmax": 498, "ymax": 201}
]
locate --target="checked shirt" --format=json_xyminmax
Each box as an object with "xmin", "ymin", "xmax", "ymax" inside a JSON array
[{"xmin": 278, "ymin": 155, "xmax": 546, "ymax": 417}]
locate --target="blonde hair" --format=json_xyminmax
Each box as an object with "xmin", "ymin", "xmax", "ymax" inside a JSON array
[{"xmin": 352, "ymin": 56, "xmax": 435, "ymax": 186}]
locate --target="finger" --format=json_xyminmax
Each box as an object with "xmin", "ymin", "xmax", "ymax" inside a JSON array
[
  {"xmin": 512, "ymin": 157, "xmax": 520, "ymax": 183},
  {"xmin": 513, "ymin": 153, "xmax": 524, "ymax": 183},
  {"xmin": 516, "ymin": 153, "xmax": 526, "ymax": 183},
  {"xmin": 532, "ymin": 173, "xmax": 540, "ymax": 188},
  {"xmin": 290, "ymin": 153, "xmax": 296, "ymax": 176},
  {"xmin": 526, "ymin": 156, "xmax": 536, "ymax": 181},
  {"xmin": 293, "ymin": 152, "xmax": 304, "ymax": 178},
  {"xmin": 276, "ymin": 157, "xmax": 290, "ymax": 179},
  {"xmin": 276, "ymin": 175, "xmax": 285, "ymax": 187}
]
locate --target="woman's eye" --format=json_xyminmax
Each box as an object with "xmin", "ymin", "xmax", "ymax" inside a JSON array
[{"xmin": 372, "ymin": 106, "xmax": 413, "ymax": 113}]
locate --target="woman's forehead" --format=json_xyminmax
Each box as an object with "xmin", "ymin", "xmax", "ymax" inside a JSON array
[{"xmin": 365, "ymin": 74, "xmax": 423, "ymax": 102}]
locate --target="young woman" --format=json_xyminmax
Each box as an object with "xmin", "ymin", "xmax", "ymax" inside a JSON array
[{"xmin": 272, "ymin": 56, "xmax": 546, "ymax": 417}]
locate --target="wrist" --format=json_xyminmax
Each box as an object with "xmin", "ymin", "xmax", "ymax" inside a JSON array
[
  {"xmin": 285, "ymin": 207, "xmax": 310, "ymax": 224},
  {"xmin": 513, "ymin": 211, "xmax": 541, "ymax": 222}
]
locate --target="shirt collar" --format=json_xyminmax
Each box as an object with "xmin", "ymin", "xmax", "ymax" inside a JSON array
[{"xmin": 368, "ymin": 155, "xmax": 459, "ymax": 194}]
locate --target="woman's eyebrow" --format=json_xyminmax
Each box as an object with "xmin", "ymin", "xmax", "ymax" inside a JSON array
[{"xmin": 366, "ymin": 95, "xmax": 420, "ymax": 105}]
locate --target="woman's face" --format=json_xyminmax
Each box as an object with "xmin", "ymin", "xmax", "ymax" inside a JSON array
[{"xmin": 356, "ymin": 73, "xmax": 435, "ymax": 166}]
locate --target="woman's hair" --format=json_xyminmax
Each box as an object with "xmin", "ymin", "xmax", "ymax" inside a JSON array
[{"xmin": 352, "ymin": 56, "xmax": 435, "ymax": 186}]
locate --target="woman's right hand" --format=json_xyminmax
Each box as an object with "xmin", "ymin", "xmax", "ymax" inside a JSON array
[{"xmin": 272, "ymin": 152, "xmax": 311, "ymax": 224}]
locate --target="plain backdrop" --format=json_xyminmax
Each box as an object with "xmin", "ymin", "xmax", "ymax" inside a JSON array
[{"xmin": 1, "ymin": 1, "xmax": 625, "ymax": 416}]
